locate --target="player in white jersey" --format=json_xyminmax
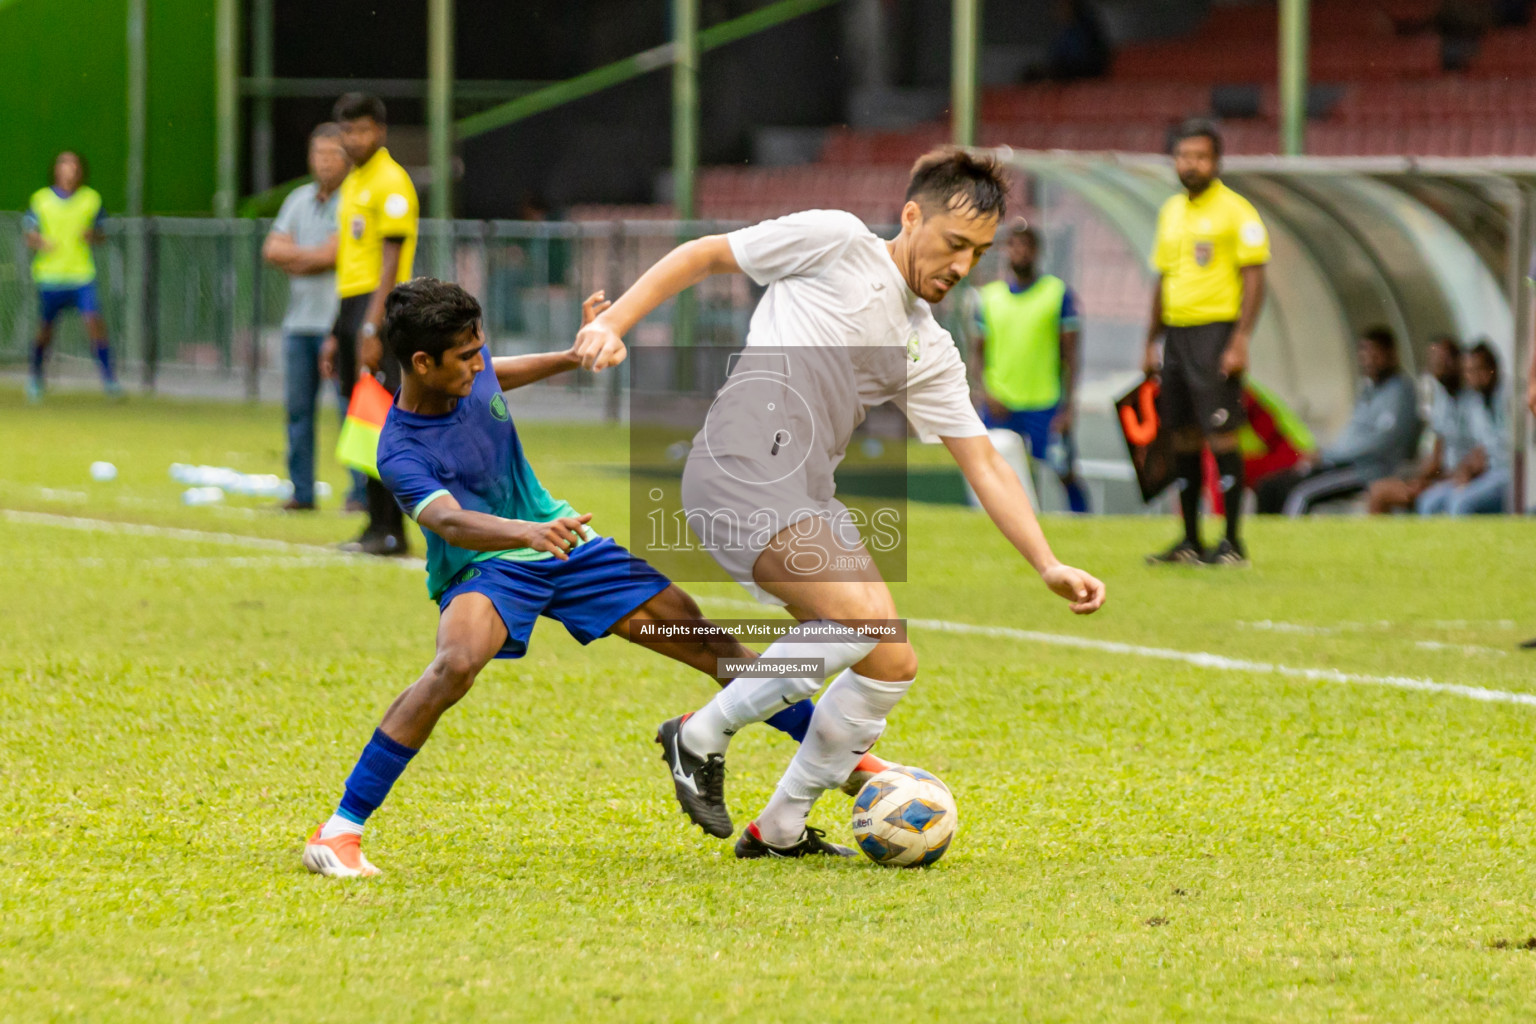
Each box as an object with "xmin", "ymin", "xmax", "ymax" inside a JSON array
[{"xmin": 573, "ymin": 148, "xmax": 1106, "ymax": 858}]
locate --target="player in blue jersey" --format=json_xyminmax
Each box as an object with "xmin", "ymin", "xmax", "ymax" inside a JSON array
[{"xmin": 302, "ymin": 278, "xmax": 822, "ymax": 876}]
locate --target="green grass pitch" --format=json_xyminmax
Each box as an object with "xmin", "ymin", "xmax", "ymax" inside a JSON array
[{"xmin": 3, "ymin": 387, "xmax": 1536, "ymax": 1022}]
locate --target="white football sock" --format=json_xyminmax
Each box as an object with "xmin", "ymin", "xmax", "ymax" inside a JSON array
[
  {"xmin": 755, "ymin": 668, "xmax": 913, "ymax": 847},
  {"xmin": 319, "ymin": 814, "xmax": 366, "ymax": 840},
  {"xmin": 681, "ymin": 620, "xmax": 879, "ymax": 756},
  {"xmin": 679, "ymin": 700, "xmax": 737, "ymax": 757}
]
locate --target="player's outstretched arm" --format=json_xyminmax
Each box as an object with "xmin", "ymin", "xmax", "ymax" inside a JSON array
[
  {"xmin": 416, "ymin": 493, "xmax": 593, "ymax": 561},
  {"xmin": 942, "ymin": 434, "xmax": 1106, "ymax": 615},
  {"xmin": 494, "ymin": 291, "xmax": 611, "ymax": 390},
  {"xmin": 571, "ymin": 235, "xmax": 740, "ymax": 371}
]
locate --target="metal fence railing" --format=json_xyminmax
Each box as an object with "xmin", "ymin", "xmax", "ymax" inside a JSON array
[
  {"xmin": 0, "ymin": 210, "xmax": 1141, "ymax": 397},
  {"xmin": 0, "ymin": 215, "xmax": 803, "ymax": 409},
  {"xmin": 0, "ymin": 211, "xmax": 1160, "ymax": 510}
]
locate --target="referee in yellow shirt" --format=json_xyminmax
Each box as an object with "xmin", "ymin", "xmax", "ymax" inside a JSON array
[
  {"xmin": 1143, "ymin": 120, "xmax": 1269, "ymax": 567},
  {"xmin": 321, "ymin": 92, "xmax": 420, "ymax": 556}
]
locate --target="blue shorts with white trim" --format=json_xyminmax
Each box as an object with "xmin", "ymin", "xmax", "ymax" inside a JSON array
[{"xmin": 437, "ymin": 537, "xmax": 671, "ymax": 659}]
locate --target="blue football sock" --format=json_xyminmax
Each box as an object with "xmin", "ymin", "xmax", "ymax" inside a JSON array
[
  {"xmin": 94, "ymin": 343, "xmax": 115, "ymax": 383},
  {"xmin": 30, "ymin": 342, "xmax": 45, "ymax": 382},
  {"xmin": 764, "ymin": 698, "xmax": 814, "ymax": 743},
  {"xmin": 336, "ymin": 728, "xmax": 418, "ymax": 825},
  {"xmin": 1064, "ymin": 478, "xmax": 1090, "ymax": 514}
]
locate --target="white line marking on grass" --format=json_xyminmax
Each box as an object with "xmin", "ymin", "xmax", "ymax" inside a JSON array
[
  {"xmin": 61, "ymin": 555, "xmax": 362, "ymax": 570},
  {"xmin": 0, "ymin": 508, "xmax": 426, "ymax": 569},
  {"xmin": 6, "ymin": 509, "xmax": 1532, "ymax": 710},
  {"xmin": 1240, "ymin": 618, "xmax": 1518, "ymax": 635},
  {"xmin": 1237, "ymin": 619, "xmax": 1343, "ymax": 636},
  {"xmin": 706, "ymin": 598, "xmax": 1536, "ymax": 710},
  {"xmin": 908, "ymin": 617, "xmax": 1533, "ymax": 704},
  {"xmin": 1415, "ymin": 640, "xmax": 1508, "ymax": 658},
  {"xmin": 37, "ymin": 487, "xmax": 88, "ymax": 502},
  {"xmin": 1427, "ymin": 619, "xmax": 1518, "ymax": 631}
]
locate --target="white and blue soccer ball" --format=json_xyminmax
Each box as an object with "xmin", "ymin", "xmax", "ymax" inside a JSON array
[{"xmin": 850, "ymin": 766, "xmax": 957, "ymax": 867}]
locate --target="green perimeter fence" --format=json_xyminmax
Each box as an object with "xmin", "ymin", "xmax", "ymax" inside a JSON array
[
  {"xmin": 0, "ymin": 210, "xmax": 1150, "ymax": 511},
  {"xmin": 0, "ymin": 214, "xmax": 789, "ymax": 409}
]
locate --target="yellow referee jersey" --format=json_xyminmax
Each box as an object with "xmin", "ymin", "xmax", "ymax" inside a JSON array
[
  {"xmin": 335, "ymin": 147, "xmax": 418, "ymax": 299},
  {"xmin": 1150, "ymin": 179, "xmax": 1269, "ymax": 327}
]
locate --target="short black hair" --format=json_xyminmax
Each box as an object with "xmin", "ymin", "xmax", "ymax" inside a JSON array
[
  {"xmin": 309, "ymin": 122, "xmax": 343, "ymax": 145},
  {"xmin": 1430, "ymin": 333, "xmax": 1461, "ymax": 354},
  {"xmin": 384, "ymin": 278, "xmax": 483, "ymax": 367},
  {"xmin": 905, "ymin": 147, "xmax": 1009, "ymax": 220},
  {"xmin": 54, "ymin": 150, "xmax": 88, "ymax": 183},
  {"xmin": 1170, "ymin": 118, "xmax": 1223, "ymax": 159},
  {"xmin": 1467, "ymin": 340, "xmax": 1499, "ymax": 374},
  {"xmin": 1361, "ymin": 325, "xmax": 1398, "ymax": 353},
  {"xmin": 333, "ymin": 92, "xmax": 387, "ymax": 125}
]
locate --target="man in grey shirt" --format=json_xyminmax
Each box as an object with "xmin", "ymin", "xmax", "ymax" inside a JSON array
[
  {"xmin": 262, "ymin": 123, "xmax": 349, "ymax": 511},
  {"xmin": 1416, "ymin": 341, "xmax": 1509, "ymax": 515},
  {"xmin": 1255, "ymin": 326, "xmax": 1421, "ymax": 515}
]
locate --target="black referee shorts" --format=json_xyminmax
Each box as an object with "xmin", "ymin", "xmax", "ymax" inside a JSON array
[
  {"xmin": 332, "ymin": 293, "xmax": 404, "ymax": 539},
  {"xmin": 1158, "ymin": 321, "xmax": 1245, "ymax": 436}
]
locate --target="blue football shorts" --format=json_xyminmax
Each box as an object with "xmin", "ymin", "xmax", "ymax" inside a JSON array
[
  {"xmin": 38, "ymin": 282, "xmax": 100, "ymax": 325},
  {"xmin": 436, "ymin": 537, "xmax": 672, "ymax": 659}
]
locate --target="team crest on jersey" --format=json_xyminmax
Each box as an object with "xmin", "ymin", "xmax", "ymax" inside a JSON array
[
  {"xmin": 489, "ymin": 394, "xmax": 509, "ymax": 421},
  {"xmin": 1194, "ymin": 241, "xmax": 1214, "ymax": 267},
  {"xmin": 905, "ymin": 331, "xmax": 920, "ymax": 363},
  {"xmin": 350, "ymin": 215, "xmax": 366, "ymax": 240}
]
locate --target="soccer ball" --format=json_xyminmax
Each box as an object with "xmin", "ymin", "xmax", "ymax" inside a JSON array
[{"xmin": 850, "ymin": 766, "xmax": 957, "ymax": 867}]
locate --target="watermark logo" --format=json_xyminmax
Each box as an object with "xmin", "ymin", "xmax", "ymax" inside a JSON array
[{"xmin": 628, "ymin": 345, "xmax": 911, "ymax": 587}]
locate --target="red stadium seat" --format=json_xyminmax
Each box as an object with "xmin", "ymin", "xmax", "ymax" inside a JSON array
[
  {"xmin": 1469, "ymin": 28, "xmax": 1536, "ymax": 78},
  {"xmin": 718, "ymin": 0, "xmax": 1536, "ymax": 190}
]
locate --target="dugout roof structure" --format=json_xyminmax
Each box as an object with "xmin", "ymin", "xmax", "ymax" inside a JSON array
[{"xmin": 997, "ymin": 150, "xmax": 1536, "ymax": 510}]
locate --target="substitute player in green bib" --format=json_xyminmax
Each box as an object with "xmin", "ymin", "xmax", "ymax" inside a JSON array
[
  {"xmin": 23, "ymin": 151, "xmax": 119, "ymax": 402},
  {"xmin": 970, "ymin": 218, "xmax": 1089, "ymax": 512}
]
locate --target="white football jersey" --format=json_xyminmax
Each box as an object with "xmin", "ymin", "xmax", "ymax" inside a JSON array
[{"xmin": 725, "ymin": 208, "xmax": 986, "ymax": 449}]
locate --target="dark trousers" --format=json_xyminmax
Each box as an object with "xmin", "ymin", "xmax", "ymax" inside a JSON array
[
  {"xmin": 334, "ymin": 295, "xmax": 405, "ymax": 542},
  {"xmin": 282, "ymin": 331, "xmax": 349, "ymax": 506},
  {"xmin": 1255, "ymin": 463, "xmax": 1366, "ymax": 516}
]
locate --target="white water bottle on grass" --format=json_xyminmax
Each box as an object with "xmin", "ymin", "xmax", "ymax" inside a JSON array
[{"xmin": 182, "ymin": 486, "xmax": 225, "ymax": 506}]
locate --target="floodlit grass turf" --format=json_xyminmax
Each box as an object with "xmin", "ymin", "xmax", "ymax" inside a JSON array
[{"xmin": 3, "ymin": 386, "xmax": 1536, "ymax": 1022}]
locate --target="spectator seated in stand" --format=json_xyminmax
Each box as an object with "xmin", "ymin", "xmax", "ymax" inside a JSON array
[
  {"xmin": 1415, "ymin": 341, "xmax": 1509, "ymax": 515},
  {"xmin": 1254, "ymin": 326, "xmax": 1421, "ymax": 516},
  {"xmin": 1367, "ymin": 335, "xmax": 1465, "ymax": 514}
]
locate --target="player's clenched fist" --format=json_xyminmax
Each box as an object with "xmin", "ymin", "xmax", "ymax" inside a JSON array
[
  {"xmin": 1041, "ymin": 564, "xmax": 1106, "ymax": 615},
  {"xmin": 512, "ymin": 513, "xmax": 594, "ymax": 560},
  {"xmin": 573, "ymin": 320, "xmax": 627, "ymax": 372}
]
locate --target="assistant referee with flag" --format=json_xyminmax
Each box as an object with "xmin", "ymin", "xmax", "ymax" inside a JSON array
[
  {"xmin": 321, "ymin": 92, "xmax": 420, "ymax": 557},
  {"xmin": 1143, "ymin": 119, "xmax": 1269, "ymax": 568}
]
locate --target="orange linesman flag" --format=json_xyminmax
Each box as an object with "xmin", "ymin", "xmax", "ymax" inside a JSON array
[
  {"xmin": 1115, "ymin": 377, "xmax": 1175, "ymax": 503},
  {"xmin": 335, "ymin": 374, "xmax": 394, "ymax": 479}
]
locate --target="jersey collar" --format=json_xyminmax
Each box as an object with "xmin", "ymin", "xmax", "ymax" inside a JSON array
[
  {"xmin": 1007, "ymin": 273, "xmax": 1043, "ymax": 295},
  {"xmin": 1185, "ymin": 179, "xmax": 1227, "ymax": 208},
  {"xmin": 358, "ymin": 147, "xmax": 391, "ymax": 174}
]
